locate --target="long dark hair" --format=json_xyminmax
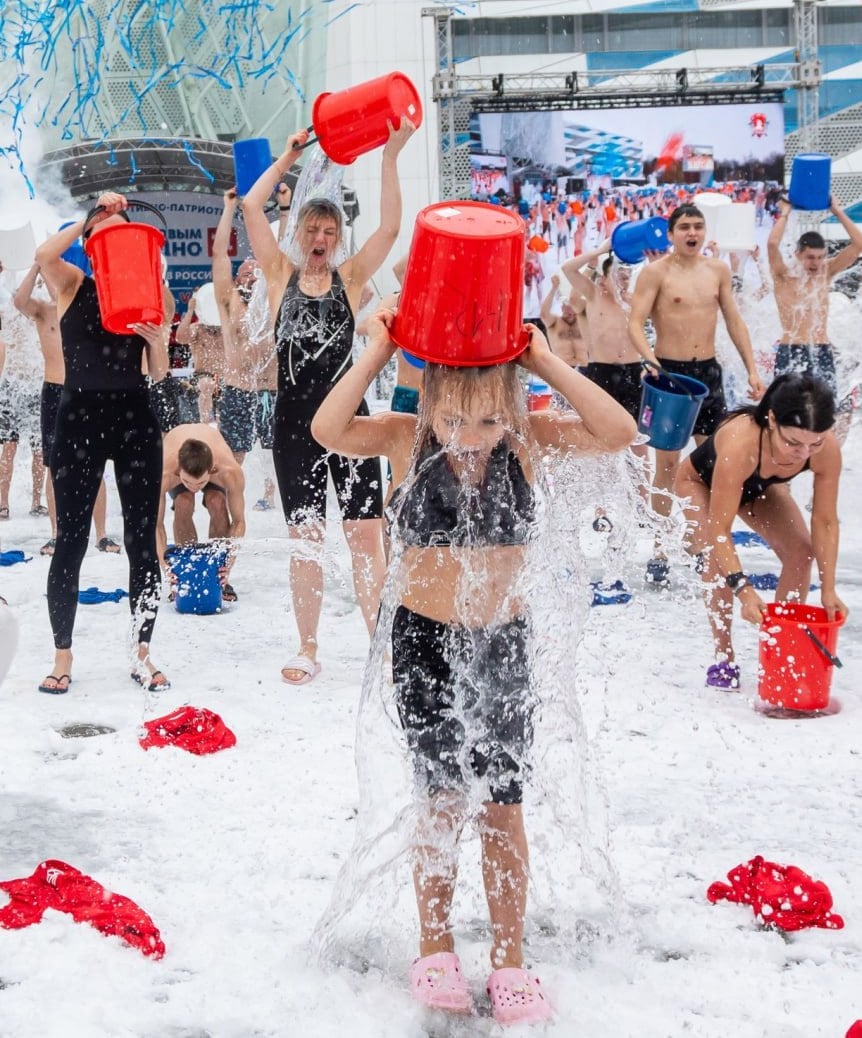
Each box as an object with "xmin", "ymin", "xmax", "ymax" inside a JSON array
[{"xmin": 729, "ymin": 373, "xmax": 836, "ymax": 433}]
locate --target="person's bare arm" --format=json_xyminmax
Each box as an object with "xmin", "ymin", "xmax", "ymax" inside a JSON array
[
  {"xmin": 275, "ymin": 182, "xmax": 292, "ymax": 241},
  {"xmin": 809, "ymin": 437, "xmax": 846, "ymax": 620},
  {"xmin": 560, "ymin": 239, "xmax": 608, "ymax": 298},
  {"xmin": 156, "ymin": 473, "xmax": 171, "ymax": 571},
  {"xmin": 717, "ymin": 264, "xmax": 764, "ymax": 399},
  {"xmin": 345, "ymin": 120, "xmax": 416, "ymax": 288},
  {"xmin": 539, "ymin": 277, "xmax": 559, "ymax": 328},
  {"xmin": 213, "ymin": 190, "xmax": 238, "ymax": 315},
  {"xmin": 225, "ymin": 468, "xmax": 247, "ymax": 540},
  {"xmin": 826, "ymin": 198, "xmax": 862, "ymax": 278},
  {"xmin": 12, "ymin": 264, "xmax": 47, "ymax": 320},
  {"xmin": 0, "ymin": 337, "xmax": 5, "ymax": 378},
  {"xmin": 175, "ymin": 295, "xmax": 197, "ymax": 345},
  {"xmin": 243, "ymin": 129, "xmax": 308, "ymax": 282},
  {"xmin": 767, "ymin": 197, "xmax": 791, "ymax": 281},
  {"xmin": 626, "ymin": 262, "xmax": 662, "ymax": 367},
  {"xmin": 392, "ymin": 254, "xmax": 408, "ymax": 286}
]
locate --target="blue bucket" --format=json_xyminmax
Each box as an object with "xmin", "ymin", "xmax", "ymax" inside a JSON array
[
  {"xmin": 166, "ymin": 542, "xmax": 229, "ymax": 615},
  {"xmin": 788, "ymin": 153, "xmax": 831, "ymax": 211},
  {"xmin": 638, "ymin": 371, "xmax": 708, "ymax": 451},
  {"xmin": 59, "ymin": 222, "xmax": 92, "ymax": 275},
  {"xmin": 232, "ymin": 138, "xmax": 273, "ymax": 196},
  {"xmin": 611, "ymin": 217, "xmax": 669, "ymax": 264}
]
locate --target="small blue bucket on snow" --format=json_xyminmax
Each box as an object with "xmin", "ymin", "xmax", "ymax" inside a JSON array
[
  {"xmin": 638, "ymin": 371, "xmax": 708, "ymax": 451},
  {"xmin": 166, "ymin": 542, "xmax": 229, "ymax": 615}
]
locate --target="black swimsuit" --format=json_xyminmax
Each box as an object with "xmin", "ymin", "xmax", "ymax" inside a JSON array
[
  {"xmin": 689, "ymin": 421, "xmax": 810, "ymax": 506},
  {"xmin": 386, "ymin": 435, "xmax": 536, "ymax": 547}
]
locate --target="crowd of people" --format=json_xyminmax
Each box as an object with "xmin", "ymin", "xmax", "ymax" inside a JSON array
[{"xmin": 1, "ymin": 127, "xmax": 861, "ymax": 1024}]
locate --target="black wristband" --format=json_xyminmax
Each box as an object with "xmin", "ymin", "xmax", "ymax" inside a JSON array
[
  {"xmin": 279, "ymin": 205, "xmax": 291, "ymax": 211},
  {"xmin": 732, "ymin": 578, "xmax": 751, "ymax": 596},
  {"xmin": 725, "ymin": 570, "xmax": 747, "ymax": 590}
]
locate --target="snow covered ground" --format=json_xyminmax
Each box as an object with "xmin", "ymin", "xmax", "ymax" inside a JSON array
[{"xmin": 0, "ymin": 433, "xmax": 860, "ymax": 1038}]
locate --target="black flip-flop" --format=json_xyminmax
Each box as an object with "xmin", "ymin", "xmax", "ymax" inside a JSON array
[
  {"xmin": 40, "ymin": 538, "xmax": 56, "ymax": 557},
  {"xmin": 38, "ymin": 673, "xmax": 72, "ymax": 695},
  {"xmin": 130, "ymin": 670, "xmax": 171, "ymax": 692},
  {"xmin": 97, "ymin": 537, "xmax": 122, "ymax": 554}
]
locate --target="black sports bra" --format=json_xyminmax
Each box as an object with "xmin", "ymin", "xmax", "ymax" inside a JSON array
[
  {"xmin": 689, "ymin": 420, "xmax": 810, "ymax": 506},
  {"xmin": 386, "ymin": 436, "xmax": 535, "ymax": 548}
]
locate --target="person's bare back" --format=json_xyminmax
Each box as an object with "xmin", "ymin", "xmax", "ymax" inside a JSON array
[{"xmin": 162, "ymin": 422, "xmax": 242, "ymax": 487}]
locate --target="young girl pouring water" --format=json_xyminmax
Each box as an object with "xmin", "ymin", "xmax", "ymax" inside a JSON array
[{"xmin": 311, "ymin": 312, "xmax": 636, "ymax": 1025}]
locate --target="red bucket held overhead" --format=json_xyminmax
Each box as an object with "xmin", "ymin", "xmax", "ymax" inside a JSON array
[
  {"xmin": 391, "ymin": 201, "xmax": 528, "ymax": 368},
  {"xmin": 758, "ymin": 602, "xmax": 845, "ymax": 712},
  {"xmin": 83, "ymin": 201, "xmax": 167, "ymax": 335},
  {"xmin": 311, "ymin": 72, "xmax": 422, "ymax": 165}
]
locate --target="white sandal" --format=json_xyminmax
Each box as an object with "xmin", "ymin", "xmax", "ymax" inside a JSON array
[{"xmin": 280, "ymin": 654, "xmax": 321, "ymax": 686}]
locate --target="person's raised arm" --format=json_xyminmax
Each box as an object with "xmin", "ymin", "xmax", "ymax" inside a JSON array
[
  {"xmin": 524, "ymin": 325, "xmax": 637, "ymax": 454},
  {"xmin": 243, "ymin": 129, "xmax": 309, "ymax": 282},
  {"xmin": 826, "ymin": 198, "xmax": 862, "ymax": 278},
  {"xmin": 276, "ymin": 182, "xmax": 292, "ymax": 241},
  {"xmin": 809, "ymin": 436, "xmax": 846, "ymax": 620},
  {"xmin": 717, "ymin": 265, "xmax": 764, "ymax": 399},
  {"xmin": 626, "ymin": 262, "xmax": 662, "ymax": 368},
  {"xmin": 175, "ymin": 293, "xmax": 197, "ymax": 345},
  {"xmin": 767, "ymin": 196, "xmax": 791, "ymax": 280},
  {"xmin": 560, "ymin": 239, "xmax": 608, "ymax": 298},
  {"xmin": 12, "ymin": 263, "xmax": 47, "ymax": 320},
  {"xmin": 539, "ymin": 276, "xmax": 559, "ymax": 329},
  {"xmin": 347, "ymin": 120, "xmax": 416, "ymax": 287},
  {"xmin": 213, "ymin": 189, "xmax": 238, "ymax": 314},
  {"xmin": 311, "ymin": 309, "xmax": 405, "ymax": 458}
]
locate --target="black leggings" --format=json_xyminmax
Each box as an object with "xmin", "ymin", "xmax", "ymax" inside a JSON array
[{"xmin": 48, "ymin": 388, "xmax": 163, "ymax": 649}]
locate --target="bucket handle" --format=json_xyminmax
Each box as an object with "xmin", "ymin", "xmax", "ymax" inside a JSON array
[
  {"xmin": 82, "ymin": 199, "xmax": 168, "ymax": 240},
  {"xmin": 296, "ymin": 123, "xmax": 317, "ymax": 152},
  {"xmin": 803, "ymin": 624, "xmax": 843, "ymax": 668},
  {"xmin": 642, "ymin": 361, "xmax": 696, "ymax": 401}
]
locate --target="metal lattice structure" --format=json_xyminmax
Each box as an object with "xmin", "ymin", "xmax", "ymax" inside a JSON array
[{"xmin": 424, "ymin": 0, "xmax": 849, "ymax": 203}]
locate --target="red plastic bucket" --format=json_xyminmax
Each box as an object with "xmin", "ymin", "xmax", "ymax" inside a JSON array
[
  {"xmin": 391, "ymin": 201, "xmax": 528, "ymax": 367},
  {"xmin": 311, "ymin": 72, "xmax": 422, "ymax": 165},
  {"xmin": 758, "ymin": 602, "xmax": 844, "ymax": 711},
  {"xmin": 83, "ymin": 201, "xmax": 166, "ymax": 335}
]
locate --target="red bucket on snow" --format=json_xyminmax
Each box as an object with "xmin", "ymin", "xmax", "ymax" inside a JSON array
[
  {"xmin": 758, "ymin": 602, "xmax": 844, "ymax": 711},
  {"xmin": 312, "ymin": 72, "xmax": 422, "ymax": 166},
  {"xmin": 83, "ymin": 201, "xmax": 166, "ymax": 335},
  {"xmin": 391, "ymin": 201, "xmax": 528, "ymax": 367}
]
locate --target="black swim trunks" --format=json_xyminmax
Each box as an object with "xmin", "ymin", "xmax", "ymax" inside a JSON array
[
  {"xmin": 774, "ymin": 343, "xmax": 837, "ymax": 399},
  {"xmin": 391, "ymin": 605, "xmax": 535, "ymax": 805},
  {"xmin": 583, "ymin": 361, "xmax": 643, "ymax": 420},
  {"xmin": 219, "ymin": 385, "xmax": 257, "ymax": 455},
  {"xmin": 657, "ymin": 356, "xmax": 727, "ymax": 438}
]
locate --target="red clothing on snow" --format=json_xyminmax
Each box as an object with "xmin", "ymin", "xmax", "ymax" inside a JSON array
[
  {"xmin": 0, "ymin": 859, "xmax": 165, "ymax": 958},
  {"xmin": 139, "ymin": 705, "xmax": 236, "ymax": 754},
  {"xmin": 707, "ymin": 855, "xmax": 844, "ymax": 931}
]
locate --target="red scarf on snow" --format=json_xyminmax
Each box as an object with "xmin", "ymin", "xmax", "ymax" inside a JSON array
[{"xmin": 139, "ymin": 705, "xmax": 236, "ymax": 754}]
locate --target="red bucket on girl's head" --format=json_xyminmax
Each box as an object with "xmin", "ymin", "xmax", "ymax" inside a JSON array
[
  {"xmin": 312, "ymin": 72, "xmax": 422, "ymax": 165},
  {"xmin": 758, "ymin": 602, "xmax": 845, "ymax": 711},
  {"xmin": 83, "ymin": 201, "xmax": 166, "ymax": 335},
  {"xmin": 391, "ymin": 201, "xmax": 528, "ymax": 368}
]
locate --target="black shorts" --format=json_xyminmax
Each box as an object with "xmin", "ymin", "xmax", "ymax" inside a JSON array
[
  {"xmin": 391, "ymin": 605, "xmax": 535, "ymax": 806},
  {"xmin": 657, "ymin": 356, "xmax": 727, "ymax": 438},
  {"xmin": 272, "ymin": 394, "xmax": 383, "ymax": 524},
  {"xmin": 219, "ymin": 385, "xmax": 257, "ymax": 455},
  {"xmin": 774, "ymin": 344, "xmax": 838, "ymax": 400},
  {"xmin": 168, "ymin": 481, "xmax": 226, "ymax": 503},
  {"xmin": 0, "ymin": 380, "xmax": 41, "ymax": 448},
  {"xmin": 148, "ymin": 375, "xmax": 182, "ymax": 434},
  {"xmin": 41, "ymin": 382, "xmax": 63, "ymax": 465},
  {"xmin": 584, "ymin": 361, "xmax": 644, "ymax": 420}
]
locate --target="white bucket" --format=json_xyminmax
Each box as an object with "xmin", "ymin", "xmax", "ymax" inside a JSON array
[
  {"xmin": 0, "ymin": 223, "xmax": 37, "ymax": 271},
  {"xmin": 694, "ymin": 192, "xmax": 731, "ymax": 246},
  {"xmin": 194, "ymin": 281, "xmax": 221, "ymax": 326},
  {"xmin": 714, "ymin": 202, "xmax": 756, "ymax": 252}
]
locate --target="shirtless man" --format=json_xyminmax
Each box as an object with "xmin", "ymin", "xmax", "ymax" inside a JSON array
[
  {"xmin": 157, "ymin": 422, "xmax": 246, "ymax": 600},
  {"xmin": 563, "ymin": 242, "xmax": 650, "ymax": 500},
  {"xmin": 175, "ymin": 292, "xmax": 224, "ymax": 424},
  {"xmin": 539, "ymin": 274, "xmax": 587, "ymax": 368},
  {"xmin": 628, "ymin": 204, "xmax": 765, "ymax": 586},
  {"xmin": 768, "ymin": 196, "xmax": 862, "ymax": 438},
  {"xmin": 12, "ymin": 262, "xmax": 119, "ymax": 556}
]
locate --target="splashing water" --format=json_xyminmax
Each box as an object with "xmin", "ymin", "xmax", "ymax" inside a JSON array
[{"xmin": 310, "ymin": 431, "xmax": 646, "ymax": 982}]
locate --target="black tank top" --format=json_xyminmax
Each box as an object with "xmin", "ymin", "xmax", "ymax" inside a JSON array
[
  {"xmin": 59, "ymin": 277, "xmax": 147, "ymax": 392},
  {"xmin": 386, "ymin": 435, "xmax": 536, "ymax": 547},
  {"xmin": 689, "ymin": 420, "xmax": 810, "ymax": 506},
  {"xmin": 274, "ymin": 269, "xmax": 354, "ymax": 402}
]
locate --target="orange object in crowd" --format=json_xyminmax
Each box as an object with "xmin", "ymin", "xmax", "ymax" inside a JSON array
[{"xmin": 528, "ymin": 235, "xmax": 550, "ymax": 253}]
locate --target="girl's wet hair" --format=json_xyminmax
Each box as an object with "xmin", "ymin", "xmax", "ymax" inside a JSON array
[
  {"xmin": 416, "ymin": 363, "xmax": 528, "ymax": 449},
  {"xmin": 295, "ymin": 198, "xmax": 343, "ymax": 238},
  {"xmin": 728, "ymin": 373, "xmax": 835, "ymax": 433},
  {"xmin": 668, "ymin": 204, "xmax": 704, "ymax": 232}
]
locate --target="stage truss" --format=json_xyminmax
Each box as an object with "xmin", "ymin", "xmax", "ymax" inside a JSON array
[{"xmin": 423, "ymin": 4, "xmax": 819, "ymax": 201}]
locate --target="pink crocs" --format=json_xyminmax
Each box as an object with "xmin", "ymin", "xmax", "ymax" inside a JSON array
[
  {"xmin": 487, "ymin": 967, "xmax": 552, "ymax": 1026},
  {"xmin": 410, "ymin": 952, "xmax": 474, "ymax": 1013}
]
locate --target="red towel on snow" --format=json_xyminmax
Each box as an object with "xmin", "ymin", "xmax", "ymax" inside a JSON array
[
  {"xmin": 139, "ymin": 705, "xmax": 236, "ymax": 754},
  {"xmin": 707, "ymin": 855, "xmax": 844, "ymax": 931},
  {"xmin": 0, "ymin": 859, "xmax": 165, "ymax": 958}
]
